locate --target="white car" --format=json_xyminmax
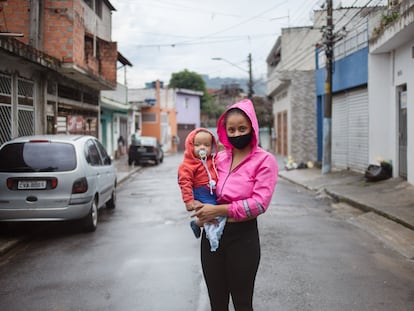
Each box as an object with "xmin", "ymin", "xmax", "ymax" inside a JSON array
[{"xmin": 0, "ymin": 135, "xmax": 117, "ymax": 232}]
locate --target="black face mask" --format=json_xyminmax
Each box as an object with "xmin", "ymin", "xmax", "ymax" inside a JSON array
[{"xmin": 227, "ymin": 132, "xmax": 253, "ymax": 150}]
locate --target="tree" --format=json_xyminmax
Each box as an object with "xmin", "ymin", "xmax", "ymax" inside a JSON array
[
  {"xmin": 252, "ymin": 96, "xmax": 273, "ymax": 128},
  {"xmin": 169, "ymin": 69, "xmax": 205, "ymax": 91},
  {"xmin": 169, "ymin": 69, "xmax": 210, "ymax": 109}
]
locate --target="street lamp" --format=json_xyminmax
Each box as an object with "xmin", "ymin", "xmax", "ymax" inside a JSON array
[{"xmin": 212, "ymin": 54, "xmax": 254, "ymax": 99}]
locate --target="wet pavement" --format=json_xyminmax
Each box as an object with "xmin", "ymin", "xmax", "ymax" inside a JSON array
[
  {"xmin": 277, "ymin": 160, "xmax": 414, "ymax": 259},
  {"xmin": 0, "ymin": 154, "xmax": 141, "ymax": 256},
  {"xmin": 1, "ymin": 153, "xmax": 414, "ymax": 259},
  {"xmin": 278, "ymin": 165, "xmax": 414, "ymax": 231}
]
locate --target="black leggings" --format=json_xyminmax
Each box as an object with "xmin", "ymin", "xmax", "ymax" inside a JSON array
[{"xmin": 201, "ymin": 219, "xmax": 260, "ymax": 311}]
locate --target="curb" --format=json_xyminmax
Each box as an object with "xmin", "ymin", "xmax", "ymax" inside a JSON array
[
  {"xmin": 325, "ymin": 189, "xmax": 414, "ymax": 231},
  {"xmin": 279, "ymin": 173, "xmax": 414, "ymax": 231},
  {"xmin": 0, "ymin": 238, "xmax": 25, "ymax": 257}
]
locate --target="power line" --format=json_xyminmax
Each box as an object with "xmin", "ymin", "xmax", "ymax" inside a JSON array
[
  {"xmin": 134, "ymin": 33, "xmax": 279, "ymax": 48},
  {"xmin": 170, "ymin": 1, "xmax": 289, "ymax": 47}
]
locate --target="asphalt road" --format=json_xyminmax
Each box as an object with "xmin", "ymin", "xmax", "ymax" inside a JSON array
[{"xmin": 0, "ymin": 153, "xmax": 413, "ymax": 310}]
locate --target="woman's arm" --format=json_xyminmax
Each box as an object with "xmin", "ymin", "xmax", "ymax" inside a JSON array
[{"xmin": 192, "ymin": 203, "xmax": 228, "ymax": 223}]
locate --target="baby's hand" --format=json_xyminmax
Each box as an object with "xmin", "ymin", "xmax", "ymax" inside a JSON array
[
  {"xmin": 185, "ymin": 202, "xmax": 194, "ymax": 211},
  {"xmin": 192, "ymin": 200, "xmax": 203, "ymax": 210},
  {"xmin": 185, "ymin": 200, "xmax": 203, "ymax": 211}
]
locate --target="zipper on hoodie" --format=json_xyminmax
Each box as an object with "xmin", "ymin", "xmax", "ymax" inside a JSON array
[{"xmin": 218, "ymin": 152, "xmax": 253, "ymax": 199}]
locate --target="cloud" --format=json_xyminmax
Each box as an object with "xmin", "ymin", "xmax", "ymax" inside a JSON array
[{"xmin": 110, "ymin": 0, "xmax": 384, "ymax": 89}]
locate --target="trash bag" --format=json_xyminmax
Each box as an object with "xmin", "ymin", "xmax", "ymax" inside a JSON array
[{"xmin": 364, "ymin": 162, "xmax": 392, "ymax": 182}]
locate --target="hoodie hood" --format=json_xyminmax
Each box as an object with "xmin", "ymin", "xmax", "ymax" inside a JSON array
[
  {"xmin": 183, "ymin": 127, "xmax": 218, "ymax": 162},
  {"xmin": 217, "ymin": 99, "xmax": 259, "ymax": 151}
]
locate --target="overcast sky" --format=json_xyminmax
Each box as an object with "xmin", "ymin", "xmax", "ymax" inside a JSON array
[{"xmin": 110, "ymin": 0, "xmax": 386, "ymax": 89}]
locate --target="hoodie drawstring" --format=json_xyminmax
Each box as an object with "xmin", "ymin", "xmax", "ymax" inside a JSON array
[{"xmin": 200, "ymin": 157, "xmax": 216, "ymax": 195}]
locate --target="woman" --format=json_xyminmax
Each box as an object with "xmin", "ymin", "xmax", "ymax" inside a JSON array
[{"xmin": 192, "ymin": 99, "xmax": 278, "ymax": 310}]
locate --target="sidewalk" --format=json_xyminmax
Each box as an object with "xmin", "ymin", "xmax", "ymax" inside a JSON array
[
  {"xmin": 0, "ymin": 154, "xmax": 141, "ymax": 256},
  {"xmin": 113, "ymin": 154, "xmax": 141, "ymax": 185},
  {"xmin": 278, "ymin": 166, "xmax": 414, "ymax": 231}
]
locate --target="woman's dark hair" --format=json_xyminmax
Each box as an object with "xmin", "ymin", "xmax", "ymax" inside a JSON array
[{"xmin": 224, "ymin": 108, "xmax": 250, "ymax": 124}]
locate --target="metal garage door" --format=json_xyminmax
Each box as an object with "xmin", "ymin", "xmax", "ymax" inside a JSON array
[
  {"xmin": 332, "ymin": 93, "xmax": 348, "ymax": 170},
  {"xmin": 332, "ymin": 88, "xmax": 368, "ymax": 172}
]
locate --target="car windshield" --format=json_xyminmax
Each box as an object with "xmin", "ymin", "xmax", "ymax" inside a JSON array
[
  {"xmin": 132, "ymin": 137, "xmax": 155, "ymax": 146},
  {"xmin": 0, "ymin": 142, "xmax": 77, "ymax": 172}
]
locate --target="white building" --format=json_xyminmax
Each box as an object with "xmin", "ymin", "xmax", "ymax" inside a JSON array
[{"xmin": 368, "ymin": 0, "xmax": 414, "ymax": 183}]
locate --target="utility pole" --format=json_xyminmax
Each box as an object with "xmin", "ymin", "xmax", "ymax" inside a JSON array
[
  {"xmin": 322, "ymin": 0, "xmax": 333, "ymax": 174},
  {"xmin": 247, "ymin": 53, "xmax": 254, "ymax": 99},
  {"xmin": 212, "ymin": 54, "xmax": 254, "ymax": 99}
]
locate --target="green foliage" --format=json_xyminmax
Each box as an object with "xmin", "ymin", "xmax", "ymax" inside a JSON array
[
  {"xmin": 169, "ymin": 69, "xmax": 206, "ymax": 91},
  {"xmin": 252, "ymin": 97, "xmax": 273, "ymax": 129},
  {"xmin": 169, "ymin": 69, "xmax": 209, "ymax": 108},
  {"xmin": 200, "ymin": 99, "xmax": 226, "ymax": 127},
  {"xmin": 373, "ymin": 12, "xmax": 400, "ymax": 37}
]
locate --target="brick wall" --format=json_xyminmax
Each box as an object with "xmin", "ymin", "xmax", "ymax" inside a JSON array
[
  {"xmin": 1, "ymin": 0, "xmax": 30, "ymax": 43},
  {"xmin": 43, "ymin": 0, "xmax": 78, "ymax": 62},
  {"xmin": 99, "ymin": 40, "xmax": 117, "ymax": 86},
  {"xmin": 3, "ymin": 0, "xmax": 117, "ymax": 89}
]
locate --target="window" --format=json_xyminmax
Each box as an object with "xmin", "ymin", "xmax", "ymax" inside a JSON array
[
  {"xmin": 142, "ymin": 112, "xmax": 157, "ymax": 123},
  {"xmin": 94, "ymin": 139, "xmax": 111, "ymax": 165},
  {"xmin": 83, "ymin": 0, "xmax": 102, "ymax": 18},
  {"xmin": 85, "ymin": 139, "xmax": 102, "ymax": 166},
  {"xmin": 0, "ymin": 142, "xmax": 76, "ymax": 172}
]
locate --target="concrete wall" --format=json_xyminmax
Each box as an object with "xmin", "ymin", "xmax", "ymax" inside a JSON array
[
  {"xmin": 290, "ymin": 71, "xmax": 317, "ymax": 163},
  {"xmin": 369, "ymin": 39, "xmax": 414, "ymax": 183}
]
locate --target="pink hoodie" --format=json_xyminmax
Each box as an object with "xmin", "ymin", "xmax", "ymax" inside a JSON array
[{"xmin": 216, "ymin": 99, "xmax": 278, "ymax": 220}]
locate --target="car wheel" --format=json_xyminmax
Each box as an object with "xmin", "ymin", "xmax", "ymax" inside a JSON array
[
  {"xmin": 160, "ymin": 155, "xmax": 164, "ymax": 163},
  {"xmin": 128, "ymin": 158, "xmax": 133, "ymax": 166},
  {"xmin": 154, "ymin": 157, "xmax": 160, "ymax": 165},
  {"xmin": 83, "ymin": 199, "xmax": 98, "ymax": 232},
  {"xmin": 106, "ymin": 188, "xmax": 116, "ymax": 209}
]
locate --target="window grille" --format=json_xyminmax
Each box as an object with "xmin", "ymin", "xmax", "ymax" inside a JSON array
[
  {"xmin": 0, "ymin": 74, "xmax": 12, "ymax": 95},
  {"xmin": 18, "ymin": 108, "xmax": 34, "ymax": 137},
  {"xmin": 0, "ymin": 105, "xmax": 11, "ymax": 145},
  {"xmin": 18, "ymin": 78, "xmax": 34, "ymax": 107},
  {"xmin": 0, "ymin": 74, "xmax": 11, "ymax": 145}
]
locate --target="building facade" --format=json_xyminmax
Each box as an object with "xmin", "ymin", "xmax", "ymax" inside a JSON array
[
  {"xmin": 129, "ymin": 81, "xmax": 178, "ymax": 153},
  {"xmin": 175, "ymin": 89, "xmax": 203, "ymax": 152},
  {"xmin": 266, "ymin": 26, "xmax": 320, "ymax": 164},
  {"xmin": 0, "ymin": 0, "xmax": 118, "ymax": 145},
  {"xmin": 128, "ymin": 82, "xmax": 203, "ymax": 153},
  {"xmin": 315, "ymin": 8, "xmax": 370, "ymax": 172},
  {"xmin": 368, "ymin": 0, "xmax": 414, "ymax": 183}
]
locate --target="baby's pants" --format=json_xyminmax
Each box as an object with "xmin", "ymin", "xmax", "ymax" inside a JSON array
[{"xmin": 201, "ymin": 219, "xmax": 260, "ymax": 311}]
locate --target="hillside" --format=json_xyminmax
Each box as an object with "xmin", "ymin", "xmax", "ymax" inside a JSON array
[{"xmin": 201, "ymin": 75, "xmax": 266, "ymax": 96}]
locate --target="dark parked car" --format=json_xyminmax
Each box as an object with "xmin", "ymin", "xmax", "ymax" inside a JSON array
[
  {"xmin": 128, "ymin": 136, "xmax": 164, "ymax": 166},
  {"xmin": 0, "ymin": 135, "xmax": 117, "ymax": 232}
]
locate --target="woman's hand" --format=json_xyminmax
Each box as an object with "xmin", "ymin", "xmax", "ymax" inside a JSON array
[{"xmin": 192, "ymin": 204, "xmax": 228, "ymax": 223}]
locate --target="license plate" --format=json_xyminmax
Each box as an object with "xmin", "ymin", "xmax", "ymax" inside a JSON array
[
  {"xmin": 18, "ymin": 180, "xmax": 47, "ymax": 190},
  {"xmin": 137, "ymin": 147, "xmax": 146, "ymax": 152}
]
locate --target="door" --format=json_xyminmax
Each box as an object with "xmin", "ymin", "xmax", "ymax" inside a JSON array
[
  {"xmin": 332, "ymin": 88, "xmax": 368, "ymax": 172},
  {"xmin": 177, "ymin": 124, "xmax": 195, "ymax": 152},
  {"xmin": 398, "ymin": 87, "xmax": 407, "ymax": 179}
]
